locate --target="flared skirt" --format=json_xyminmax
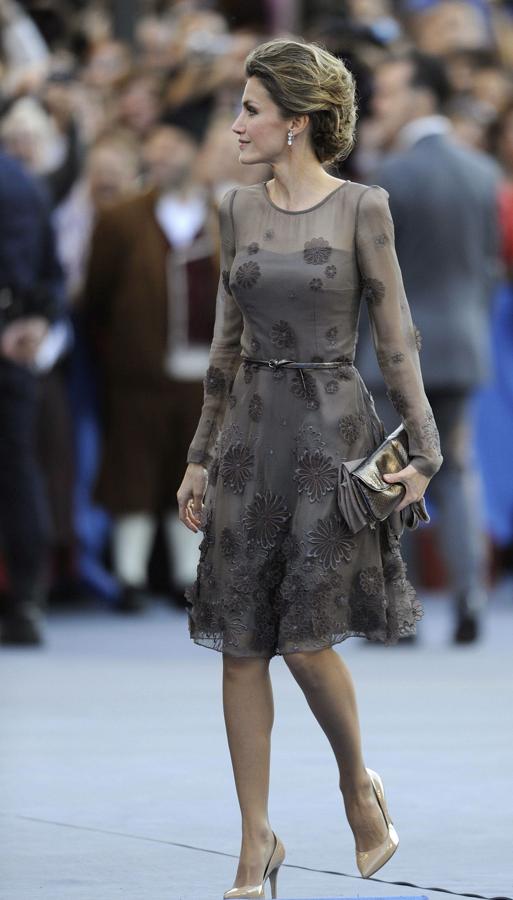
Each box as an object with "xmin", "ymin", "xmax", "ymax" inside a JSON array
[{"xmin": 184, "ymin": 360, "xmax": 422, "ymax": 657}]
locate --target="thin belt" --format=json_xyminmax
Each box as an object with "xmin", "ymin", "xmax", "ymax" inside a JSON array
[
  {"xmin": 241, "ymin": 356, "xmax": 353, "ymax": 392},
  {"xmin": 242, "ymin": 356, "xmax": 352, "ymax": 369}
]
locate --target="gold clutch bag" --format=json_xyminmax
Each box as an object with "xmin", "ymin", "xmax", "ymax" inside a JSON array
[{"xmin": 337, "ymin": 424, "xmax": 430, "ymax": 536}]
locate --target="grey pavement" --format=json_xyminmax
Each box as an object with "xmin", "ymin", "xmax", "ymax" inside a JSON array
[{"xmin": 1, "ymin": 585, "xmax": 512, "ymax": 900}]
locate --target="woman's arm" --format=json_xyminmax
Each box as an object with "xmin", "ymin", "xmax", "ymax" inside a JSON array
[
  {"xmin": 186, "ymin": 186, "xmax": 243, "ymax": 467},
  {"xmin": 355, "ymin": 185, "xmax": 443, "ymax": 480}
]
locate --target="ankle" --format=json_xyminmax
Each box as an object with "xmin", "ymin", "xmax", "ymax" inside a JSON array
[
  {"xmin": 339, "ymin": 770, "xmax": 373, "ymax": 806},
  {"xmin": 241, "ymin": 821, "xmax": 273, "ymax": 842}
]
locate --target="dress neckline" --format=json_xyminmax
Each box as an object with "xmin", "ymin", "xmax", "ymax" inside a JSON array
[{"xmin": 261, "ymin": 179, "xmax": 350, "ymax": 215}]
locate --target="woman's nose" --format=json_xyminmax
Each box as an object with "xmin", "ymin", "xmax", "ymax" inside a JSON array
[{"xmin": 231, "ymin": 114, "xmax": 244, "ymax": 133}]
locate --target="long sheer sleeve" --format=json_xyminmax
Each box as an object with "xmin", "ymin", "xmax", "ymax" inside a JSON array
[
  {"xmin": 356, "ymin": 185, "xmax": 443, "ymax": 478},
  {"xmin": 186, "ymin": 186, "xmax": 243, "ymax": 467}
]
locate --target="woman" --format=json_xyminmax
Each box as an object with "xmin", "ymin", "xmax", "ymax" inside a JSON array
[{"xmin": 177, "ymin": 38, "xmax": 443, "ymax": 899}]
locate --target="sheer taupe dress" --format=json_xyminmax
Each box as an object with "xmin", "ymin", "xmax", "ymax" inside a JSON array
[{"xmin": 184, "ymin": 179, "xmax": 443, "ymax": 657}]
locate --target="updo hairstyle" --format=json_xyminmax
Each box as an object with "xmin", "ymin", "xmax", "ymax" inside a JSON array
[{"xmin": 244, "ymin": 38, "xmax": 357, "ymax": 165}]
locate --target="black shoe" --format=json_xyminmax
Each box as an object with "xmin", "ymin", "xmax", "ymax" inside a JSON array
[
  {"xmin": 1, "ymin": 603, "xmax": 44, "ymax": 645},
  {"xmin": 113, "ymin": 585, "xmax": 149, "ymax": 614},
  {"xmin": 452, "ymin": 588, "xmax": 484, "ymax": 644},
  {"xmin": 453, "ymin": 611, "xmax": 479, "ymax": 644}
]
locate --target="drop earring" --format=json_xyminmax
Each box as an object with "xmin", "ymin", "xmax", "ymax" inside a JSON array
[{"xmin": 287, "ymin": 129, "xmax": 294, "ymax": 146}]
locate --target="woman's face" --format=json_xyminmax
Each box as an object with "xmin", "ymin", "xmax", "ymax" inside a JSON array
[{"xmin": 231, "ymin": 76, "xmax": 292, "ymax": 165}]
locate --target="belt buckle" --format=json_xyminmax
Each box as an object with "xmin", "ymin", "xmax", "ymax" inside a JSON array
[{"xmin": 269, "ymin": 358, "xmax": 292, "ymax": 369}]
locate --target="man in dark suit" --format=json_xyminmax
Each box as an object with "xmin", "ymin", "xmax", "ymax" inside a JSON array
[
  {"xmin": 356, "ymin": 52, "xmax": 501, "ymax": 643},
  {"xmin": 0, "ymin": 150, "xmax": 64, "ymax": 645}
]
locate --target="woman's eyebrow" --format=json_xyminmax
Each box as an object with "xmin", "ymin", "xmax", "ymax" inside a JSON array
[{"xmin": 242, "ymin": 100, "xmax": 258, "ymax": 109}]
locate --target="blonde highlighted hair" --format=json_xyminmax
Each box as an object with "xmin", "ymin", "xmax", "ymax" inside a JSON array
[{"xmin": 244, "ymin": 38, "xmax": 357, "ymax": 165}]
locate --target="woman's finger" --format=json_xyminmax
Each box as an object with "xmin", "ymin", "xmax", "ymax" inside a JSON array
[
  {"xmin": 181, "ymin": 508, "xmax": 199, "ymax": 532},
  {"xmin": 382, "ymin": 466, "xmax": 409, "ymax": 483},
  {"xmin": 393, "ymin": 485, "xmax": 410, "ymax": 513},
  {"xmin": 395, "ymin": 483, "xmax": 423, "ymax": 512},
  {"xmin": 184, "ymin": 498, "xmax": 203, "ymax": 532},
  {"xmin": 177, "ymin": 466, "xmax": 208, "ymax": 531},
  {"xmin": 177, "ymin": 493, "xmax": 197, "ymax": 530},
  {"xmin": 383, "ymin": 463, "xmax": 429, "ymax": 514},
  {"xmin": 396, "ymin": 495, "xmax": 414, "ymax": 513},
  {"xmin": 192, "ymin": 487, "xmax": 205, "ymax": 517}
]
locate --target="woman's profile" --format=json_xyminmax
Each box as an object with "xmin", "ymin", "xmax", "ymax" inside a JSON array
[{"xmin": 177, "ymin": 37, "xmax": 443, "ymax": 899}]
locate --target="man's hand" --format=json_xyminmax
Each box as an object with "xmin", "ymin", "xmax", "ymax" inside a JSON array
[
  {"xmin": 383, "ymin": 463, "xmax": 430, "ymax": 513},
  {"xmin": 0, "ymin": 316, "xmax": 49, "ymax": 365}
]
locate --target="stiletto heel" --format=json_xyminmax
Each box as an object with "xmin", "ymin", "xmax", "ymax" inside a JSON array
[
  {"xmin": 269, "ymin": 866, "xmax": 278, "ymax": 898},
  {"xmin": 355, "ymin": 768, "xmax": 399, "ymax": 878},
  {"xmin": 223, "ymin": 831, "xmax": 285, "ymax": 899}
]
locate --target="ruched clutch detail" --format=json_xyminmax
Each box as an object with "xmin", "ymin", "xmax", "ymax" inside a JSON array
[{"xmin": 337, "ymin": 424, "xmax": 430, "ymax": 537}]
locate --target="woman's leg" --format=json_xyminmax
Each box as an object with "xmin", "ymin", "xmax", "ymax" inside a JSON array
[
  {"xmin": 222, "ymin": 654, "xmax": 277, "ymax": 887},
  {"xmin": 283, "ymin": 646, "xmax": 389, "ymax": 851}
]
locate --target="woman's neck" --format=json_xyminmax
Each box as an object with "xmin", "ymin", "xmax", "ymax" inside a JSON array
[{"xmin": 266, "ymin": 160, "xmax": 342, "ymax": 210}]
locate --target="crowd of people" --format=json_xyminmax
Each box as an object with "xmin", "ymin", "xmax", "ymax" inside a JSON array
[{"xmin": 1, "ymin": 0, "xmax": 512, "ymax": 647}]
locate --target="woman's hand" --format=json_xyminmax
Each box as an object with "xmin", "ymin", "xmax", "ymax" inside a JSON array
[
  {"xmin": 177, "ymin": 463, "xmax": 209, "ymax": 532},
  {"xmin": 383, "ymin": 463, "xmax": 430, "ymax": 513}
]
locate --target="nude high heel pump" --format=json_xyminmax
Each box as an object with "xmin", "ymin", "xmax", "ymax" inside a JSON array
[
  {"xmin": 356, "ymin": 768, "xmax": 399, "ymax": 878},
  {"xmin": 223, "ymin": 831, "xmax": 286, "ymax": 899}
]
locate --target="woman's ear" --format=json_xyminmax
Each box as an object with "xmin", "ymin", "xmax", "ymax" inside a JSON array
[{"xmin": 289, "ymin": 113, "xmax": 310, "ymax": 138}]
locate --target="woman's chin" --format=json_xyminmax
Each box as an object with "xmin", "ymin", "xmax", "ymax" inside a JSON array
[{"xmin": 239, "ymin": 153, "xmax": 262, "ymax": 165}]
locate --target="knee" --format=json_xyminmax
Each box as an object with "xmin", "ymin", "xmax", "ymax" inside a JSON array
[
  {"xmin": 282, "ymin": 648, "xmax": 327, "ymax": 685},
  {"xmin": 222, "ymin": 653, "xmax": 270, "ymax": 680}
]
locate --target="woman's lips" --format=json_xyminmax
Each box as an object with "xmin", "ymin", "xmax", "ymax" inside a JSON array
[{"xmin": 238, "ymin": 141, "xmax": 249, "ymax": 147}]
